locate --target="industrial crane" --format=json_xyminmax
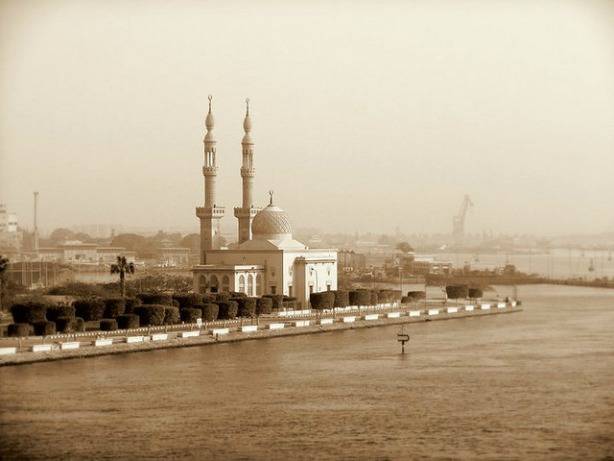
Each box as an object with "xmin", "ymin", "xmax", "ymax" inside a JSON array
[{"xmin": 452, "ymin": 194, "xmax": 473, "ymax": 244}]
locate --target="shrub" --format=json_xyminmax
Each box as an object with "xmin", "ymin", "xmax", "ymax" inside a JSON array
[
  {"xmin": 100, "ymin": 319, "xmax": 118, "ymax": 331},
  {"xmin": 172, "ymin": 293, "xmax": 203, "ymax": 309},
  {"xmin": 137, "ymin": 293, "xmax": 173, "ymax": 305},
  {"xmin": 74, "ymin": 317, "xmax": 85, "ymax": 332},
  {"xmin": 124, "ymin": 297, "xmax": 141, "ymax": 314},
  {"xmin": 349, "ymin": 290, "xmax": 370, "ymax": 306},
  {"xmin": 73, "ymin": 298, "xmax": 105, "ymax": 321},
  {"xmin": 263, "ymin": 294, "xmax": 283, "ymax": 310},
  {"xmin": 117, "ymin": 314, "xmax": 140, "ymax": 330},
  {"xmin": 332, "ymin": 290, "xmax": 349, "ymax": 308},
  {"xmin": 237, "ymin": 297, "xmax": 257, "ymax": 317},
  {"xmin": 370, "ymin": 290, "xmax": 379, "ymax": 305},
  {"xmin": 103, "ymin": 298, "xmax": 126, "ymax": 318},
  {"xmin": 46, "ymin": 305, "xmax": 76, "ymax": 322},
  {"xmin": 10, "ymin": 302, "xmax": 48, "ymax": 324},
  {"xmin": 7, "ymin": 323, "xmax": 33, "ymax": 337},
  {"xmin": 256, "ymin": 297, "xmax": 273, "ymax": 315},
  {"xmin": 55, "ymin": 316, "xmax": 76, "ymax": 333},
  {"xmin": 217, "ymin": 301, "xmax": 238, "ymax": 320},
  {"xmin": 446, "ymin": 285, "xmax": 468, "ymax": 300},
  {"xmin": 310, "ymin": 292, "xmax": 335, "ymax": 310},
  {"xmin": 406, "ymin": 291, "xmax": 426, "ymax": 301},
  {"xmin": 163, "ymin": 306, "xmax": 180, "ymax": 325},
  {"xmin": 199, "ymin": 303, "xmax": 219, "ymax": 321},
  {"xmin": 283, "ymin": 297, "xmax": 298, "ymax": 309},
  {"xmin": 230, "ymin": 291, "xmax": 247, "ymax": 298},
  {"xmin": 215, "ymin": 293, "xmax": 231, "ymax": 302},
  {"xmin": 468, "ymin": 288, "xmax": 483, "ymax": 299},
  {"xmin": 32, "ymin": 321, "xmax": 56, "ymax": 336},
  {"xmin": 134, "ymin": 304, "xmax": 166, "ymax": 326},
  {"xmin": 180, "ymin": 307, "xmax": 202, "ymax": 323}
]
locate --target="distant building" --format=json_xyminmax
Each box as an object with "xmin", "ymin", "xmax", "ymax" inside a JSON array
[
  {"xmin": 158, "ymin": 247, "xmax": 190, "ymax": 267},
  {"xmin": 37, "ymin": 241, "xmax": 136, "ymax": 264},
  {"xmin": 0, "ymin": 204, "xmax": 21, "ymax": 250},
  {"xmin": 338, "ymin": 249, "xmax": 366, "ymax": 272}
]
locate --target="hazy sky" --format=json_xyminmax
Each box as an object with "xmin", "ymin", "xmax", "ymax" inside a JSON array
[{"xmin": 1, "ymin": 0, "xmax": 613, "ymax": 237}]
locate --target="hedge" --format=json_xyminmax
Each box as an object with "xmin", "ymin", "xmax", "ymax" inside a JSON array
[
  {"xmin": 199, "ymin": 303, "xmax": 219, "ymax": 321},
  {"xmin": 283, "ymin": 296, "xmax": 298, "ymax": 309},
  {"xmin": 10, "ymin": 302, "xmax": 48, "ymax": 324},
  {"xmin": 124, "ymin": 297, "xmax": 141, "ymax": 314},
  {"xmin": 406, "ymin": 291, "xmax": 426, "ymax": 301},
  {"xmin": 446, "ymin": 285, "xmax": 468, "ymax": 299},
  {"xmin": 100, "ymin": 319, "xmax": 118, "ymax": 331},
  {"xmin": 230, "ymin": 291, "xmax": 247, "ymax": 298},
  {"xmin": 370, "ymin": 291, "xmax": 379, "ymax": 305},
  {"xmin": 55, "ymin": 316, "xmax": 75, "ymax": 333},
  {"xmin": 32, "ymin": 320, "xmax": 56, "ymax": 336},
  {"xmin": 137, "ymin": 293, "xmax": 173, "ymax": 305},
  {"xmin": 74, "ymin": 317, "xmax": 85, "ymax": 332},
  {"xmin": 7, "ymin": 323, "xmax": 33, "ymax": 337},
  {"xmin": 214, "ymin": 293, "xmax": 231, "ymax": 302},
  {"xmin": 332, "ymin": 290, "xmax": 349, "ymax": 308},
  {"xmin": 349, "ymin": 290, "xmax": 370, "ymax": 306},
  {"xmin": 164, "ymin": 306, "xmax": 180, "ymax": 325},
  {"xmin": 218, "ymin": 301, "xmax": 238, "ymax": 320},
  {"xmin": 256, "ymin": 297, "xmax": 273, "ymax": 315},
  {"xmin": 468, "ymin": 288, "xmax": 483, "ymax": 299},
  {"xmin": 180, "ymin": 307, "xmax": 202, "ymax": 324},
  {"xmin": 46, "ymin": 305, "xmax": 76, "ymax": 322},
  {"xmin": 103, "ymin": 298, "xmax": 126, "ymax": 318},
  {"xmin": 172, "ymin": 293, "xmax": 203, "ymax": 309},
  {"xmin": 310, "ymin": 292, "xmax": 334, "ymax": 310},
  {"xmin": 263, "ymin": 295, "xmax": 284, "ymax": 310},
  {"xmin": 117, "ymin": 314, "xmax": 140, "ymax": 330},
  {"xmin": 134, "ymin": 304, "xmax": 166, "ymax": 326},
  {"xmin": 73, "ymin": 298, "xmax": 105, "ymax": 321},
  {"xmin": 237, "ymin": 297, "xmax": 257, "ymax": 318}
]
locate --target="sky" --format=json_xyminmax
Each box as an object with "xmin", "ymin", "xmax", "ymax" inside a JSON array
[{"xmin": 1, "ymin": 0, "xmax": 613, "ymax": 237}]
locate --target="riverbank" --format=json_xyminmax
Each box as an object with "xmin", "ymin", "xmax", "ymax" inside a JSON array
[{"xmin": 0, "ymin": 302, "xmax": 522, "ymax": 366}]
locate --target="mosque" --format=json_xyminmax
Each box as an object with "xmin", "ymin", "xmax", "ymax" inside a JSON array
[{"xmin": 192, "ymin": 97, "xmax": 337, "ymax": 308}]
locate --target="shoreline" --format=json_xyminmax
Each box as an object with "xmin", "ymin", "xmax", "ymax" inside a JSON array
[{"xmin": 0, "ymin": 305, "xmax": 522, "ymax": 367}]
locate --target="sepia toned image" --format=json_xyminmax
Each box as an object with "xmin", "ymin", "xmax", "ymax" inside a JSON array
[{"xmin": 1, "ymin": 1, "xmax": 613, "ymax": 459}]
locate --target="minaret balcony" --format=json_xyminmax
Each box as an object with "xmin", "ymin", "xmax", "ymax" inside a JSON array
[
  {"xmin": 196, "ymin": 206, "xmax": 225, "ymax": 219},
  {"xmin": 240, "ymin": 167, "xmax": 255, "ymax": 177},
  {"xmin": 203, "ymin": 166, "xmax": 218, "ymax": 176},
  {"xmin": 234, "ymin": 206, "xmax": 260, "ymax": 218}
]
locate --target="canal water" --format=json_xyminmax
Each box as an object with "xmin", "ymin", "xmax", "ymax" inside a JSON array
[{"xmin": 1, "ymin": 285, "xmax": 613, "ymax": 460}]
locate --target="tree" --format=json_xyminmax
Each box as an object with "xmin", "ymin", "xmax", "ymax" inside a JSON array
[
  {"xmin": 396, "ymin": 242, "xmax": 414, "ymax": 254},
  {"xmin": 110, "ymin": 256, "xmax": 135, "ymax": 297},
  {"xmin": 0, "ymin": 255, "xmax": 8, "ymax": 312}
]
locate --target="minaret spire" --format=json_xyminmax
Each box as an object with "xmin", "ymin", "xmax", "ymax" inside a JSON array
[
  {"xmin": 196, "ymin": 95, "xmax": 225, "ymax": 263},
  {"xmin": 234, "ymin": 97, "xmax": 258, "ymax": 244}
]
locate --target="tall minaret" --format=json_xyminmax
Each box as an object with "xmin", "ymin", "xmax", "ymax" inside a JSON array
[
  {"xmin": 196, "ymin": 95, "xmax": 225, "ymax": 263},
  {"xmin": 234, "ymin": 98, "xmax": 258, "ymax": 243}
]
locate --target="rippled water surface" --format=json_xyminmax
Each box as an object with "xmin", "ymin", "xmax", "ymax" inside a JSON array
[{"xmin": 1, "ymin": 285, "xmax": 613, "ymax": 460}]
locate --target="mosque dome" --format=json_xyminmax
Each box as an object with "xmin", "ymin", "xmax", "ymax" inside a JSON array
[{"xmin": 251, "ymin": 195, "xmax": 292, "ymax": 240}]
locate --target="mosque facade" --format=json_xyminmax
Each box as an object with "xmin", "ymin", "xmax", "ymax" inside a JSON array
[{"xmin": 192, "ymin": 97, "xmax": 337, "ymax": 307}]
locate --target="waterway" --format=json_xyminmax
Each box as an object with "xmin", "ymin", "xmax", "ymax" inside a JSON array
[{"xmin": 0, "ymin": 285, "xmax": 613, "ymax": 460}]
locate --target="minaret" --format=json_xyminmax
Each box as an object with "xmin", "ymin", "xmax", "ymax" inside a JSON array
[
  {"xmin": 234, "ymin": 98, "xmax": 258, "ymax": 243},
  {"xmin": 196, "ymin": 95, "xmax": 225, "ymax": 263}
]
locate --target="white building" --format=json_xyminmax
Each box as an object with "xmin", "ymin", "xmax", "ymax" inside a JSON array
[{"xmin": 192, "ymin": 98, "xmax": 337, "ymax": 307}]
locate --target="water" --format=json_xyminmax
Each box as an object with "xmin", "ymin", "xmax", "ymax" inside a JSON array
[
  {"xmin": 1, "ymin": 285, "xmax": 613, "ymax": 460},
  {"xmin": 440, "ymin": 248, "xmax": 614, "ymax": 280}
]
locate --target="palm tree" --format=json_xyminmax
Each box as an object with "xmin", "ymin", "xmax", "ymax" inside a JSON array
[
  {"xmin": 0, "ymin": 255, "xmax": 9, "ymax": 312},
  {"xmin": 110, "ymin": 256, "xmax": 135, "ymax": 297}
]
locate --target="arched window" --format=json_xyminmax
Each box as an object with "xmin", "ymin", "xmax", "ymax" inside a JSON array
[
  {"xmin": 256, "ymin": 274, "xmax": 263, "ymax": 296},
  {"xmin": 222, "ymin": 275, "xmax": 230, "ymax": 292},
  {"xmin": 210, "ymin": 274, "xmax": 219, "ymax": 293},
  {"xmin": 238, "ymin": 274, "xmax": 246, "ymax": 293},
  {"xmin": 199, "ymin": 275, "xmax": 208, "ymax": 294},
  {"xmin": 247, "ymin": 274, "xmax": 254, "ymax": 296}
]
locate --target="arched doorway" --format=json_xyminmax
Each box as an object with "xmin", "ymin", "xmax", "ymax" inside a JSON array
[
  {"xmin": 238, "ymin": 274, "xmax": 246, "ymax": 294},
  {"xmin": 210, "ymin": 274, "xmax": 219, "ymax": 293},
  {"xmin": 222, "ymin": 275, "xmax": 230, "ymax": 292}
]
